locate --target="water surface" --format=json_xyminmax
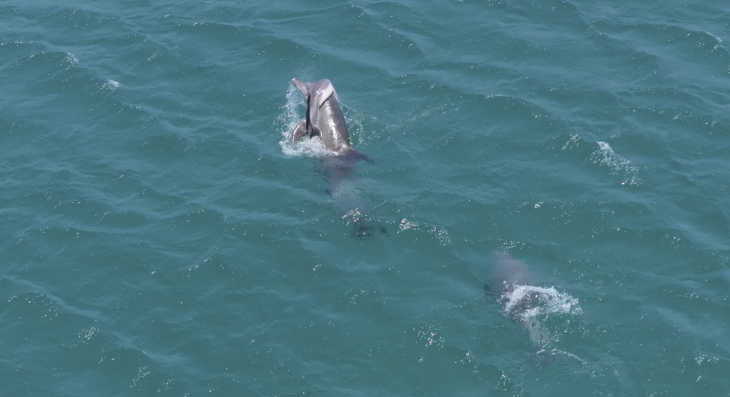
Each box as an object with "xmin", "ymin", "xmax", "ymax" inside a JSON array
[{"xmin": 1, "ymin": 0, "xmax": 729, "ymax": 395}]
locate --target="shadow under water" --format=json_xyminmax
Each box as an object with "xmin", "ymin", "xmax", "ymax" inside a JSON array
[{"xmin": 315, "ymin": 152, "xmax": 387, "ymax": 239}]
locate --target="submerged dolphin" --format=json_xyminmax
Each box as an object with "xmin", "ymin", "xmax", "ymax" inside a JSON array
[{"xmin": 290, "ymin": 77, "xmax": 383, "ymax": 238}]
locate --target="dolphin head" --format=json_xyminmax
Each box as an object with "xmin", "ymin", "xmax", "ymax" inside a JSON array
[{"xmin": 489, "ymin": 251, "xmax": 535, "ymax": 296}]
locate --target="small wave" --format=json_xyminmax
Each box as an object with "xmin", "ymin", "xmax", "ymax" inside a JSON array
[
  {"xmin": 65, "ymin": 52, "xmax": 78, "ymax": 66},
  {"xmin": 0, "ymin": 40, "xmax": 36, "ymax": 46},
  {"xmin": 561, "ymin": 133, "xmax": 581, "ymax": 150},
  {"xmin": 276, "ymin": 84, "xmax": 337, "ymax": 158},
  {"xmin": 705, "ymin": 31, "xmax": 724, "ymax": 51},
  {"xmin": 398, "ymin": 218, "xmax": 450, "ymax": 245},
  {"xmin": 591, "ymin": 141, "xmax": 640, "ymax": 185},
  {"xmin": 387, "ymin": 104, "xmax": 446, "ymax": 134},
  {"xmin": 341, "ymin": 207, "xmax": 380, "ymax": 226}
]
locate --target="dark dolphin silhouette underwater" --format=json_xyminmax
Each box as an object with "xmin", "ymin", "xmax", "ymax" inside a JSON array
[{"xmin": 289, "ymin": 78, "xmax": 385, "ymax": 239}]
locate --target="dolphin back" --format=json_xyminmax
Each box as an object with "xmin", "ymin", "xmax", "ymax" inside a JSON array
[{"xmin": 290, "ymin": 77, "xmax": 368, "ymax": 157}]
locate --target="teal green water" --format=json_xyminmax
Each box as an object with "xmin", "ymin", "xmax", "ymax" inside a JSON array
[{"xmin": 2, "ymin": 1, "xmax": 729, "ymax": 395}]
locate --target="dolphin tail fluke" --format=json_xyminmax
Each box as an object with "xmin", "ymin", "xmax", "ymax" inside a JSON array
[
  {"xmin": 291, "ymin": 78, "xmax": 310, "ymax": 99},
  {"xmin": 292, "ymin": 118, "xmax": 307, "ymax": 143}
]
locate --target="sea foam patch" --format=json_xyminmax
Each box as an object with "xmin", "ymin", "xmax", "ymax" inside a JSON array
[
  {"xmin": 499, "ymin": 284, "xmax": 582, "ymax": 347},
  {"xmin": 501, "ymin": 285, "xmax": 582, "ymax": 319}
]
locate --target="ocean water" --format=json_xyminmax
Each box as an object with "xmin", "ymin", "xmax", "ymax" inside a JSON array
[{"xmin": 1, "ymin": 0, "xmax": 729, "ymax": 395}]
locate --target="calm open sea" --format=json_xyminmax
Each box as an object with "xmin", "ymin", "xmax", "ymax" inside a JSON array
[{"xmin": 1, "ymin": 0, "xmax": 729, "ymax": 395}]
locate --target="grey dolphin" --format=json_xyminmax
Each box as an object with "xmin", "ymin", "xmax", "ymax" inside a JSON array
[
  {"xmin": 486, "ymin": 251, "xmax": 539, "ymax": 322},
  {"xmin": 289, "ymin": 77, "xmax": 383, "ymax": 239},
  {"xmin": 486, "ymin": 251, "xmax": 553, "ymax": 363},
  {"xmin": 485, "ymin": 252, "xmax": 582, "ymax": 364},
  {"xmin": 290, "ymin": 78, "xmax": 370, "ymax": 161}
]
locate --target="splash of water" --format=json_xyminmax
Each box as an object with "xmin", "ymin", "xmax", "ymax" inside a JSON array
[
  {"xmin": 499, "ymin": 284, "xmax": 582, "ymax": 347},
  {"xmin": 398, "ymin": 218, "xmax": 451, "ymax": 245},
  {"xmin": 591, "ymin": 141, "xmax": 640, "ymax": 185}
]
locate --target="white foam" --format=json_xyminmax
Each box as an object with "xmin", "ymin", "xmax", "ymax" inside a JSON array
[
  {"xmin": 591, "ymin": 141, "xmax": 640, "ymax": 185},
  {"xmin": 276, "ymin": 84, "xmax": 337, "ymax": 158},
  {"xmin": 561, "ymin": 133, "xmax": 581, "ymax": 150},
  {"xmin": 65, "ymin": 52, "xmax": 78, "ymax": 65},
  {"xmin": 63, "ymin": 53, "xmax": 80, "ymax": 71},
  {"xmin": 500, "ymin": 284, "xmax": 582, "ymax": 347},
  {"xmin": 501, "ymin": 285, "xmax": 582, "ymax": 318},
  {"xmin": 1, "ymin": 40, "xmax": 37, "ymax": 46},
  {"xmin": 104, "ymin": 79, "xmax": 120, "ymax": 91},
  {"xmin": 705, "ymin": 31, "xmax": 724, "ymax": 51},
  {"xmin": 415, "ymin": 325, "xmax": 445, "ymax": 349}
]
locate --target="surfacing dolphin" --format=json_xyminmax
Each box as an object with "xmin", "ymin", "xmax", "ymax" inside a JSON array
[
  {"xmin": 291, "ymin": 78, "xmax": 370, "ymax": 161},
  {"xmin": 486, "ymin": 251, "xmax": 538, "ymax": 322},
  {"xmin": 290, "ymin": 78, "xmax": 384, "ymax": 239},
  {"xmin": 485, "ymin": 251, "xmax": 582, "ymax": 364}
]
